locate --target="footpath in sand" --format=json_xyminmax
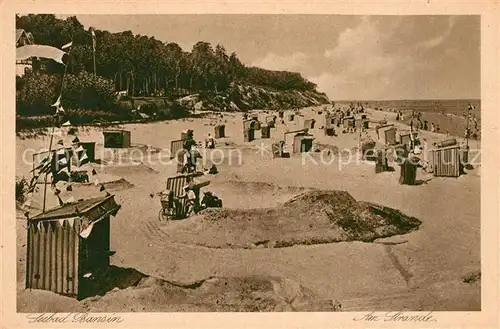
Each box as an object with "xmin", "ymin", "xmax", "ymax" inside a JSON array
[{"xmin": 16, "ymin": 106, "xmax": 480, "ymax": 311}]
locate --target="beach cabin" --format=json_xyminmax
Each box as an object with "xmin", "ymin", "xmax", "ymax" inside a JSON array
[
  {"xmin": 398, "ymin": 131, "xmax": 419, "ymax": 147},
  {"xmin": 283, "ymin": 129, "xmax": 313, "ymax": 154},
  {"xmin": 265, "ymin": 115, "xmax": 276, "ymax": 128},
  {"xmin": 343, "ymin": 117, "xmax": 355, "ymax": 129},
  {"xmin": 166, "ymin": 173, "xmax": 208, "ymax": 218},
  {"xmin": 293, "ymin": 133, "xmax": 314, "ymax": 153},
  {"xmin": 26, "ymin": 195, "xmax": 121, "ymax": 300},
  {"xmin": 377, "ymin": 125, "xmax": 397, "ymax": 145},
  {"xmin": 430, "ymin": 143, "xmax": 461, "ymax": 177},
  {"xmin": 272, "ymin": 141, "xmax": 286, "ymax": 158},
  {"xmin": 103, "ymin": 130, "xmax": 131, "ymax": 148},
  {"xmin": 170, "ymin": 139, "xmax": 185, "ymax": 159},
  {"xmin": 214, "ymin": 125, "xmax": 225, "ymax": 139},
  {"xmin": 244, "ymin": 128, "xmax": 255, "ymax": 142},
  {"xmin": 261, "ymin": 126, "xmax": 271, "ymax": 139}
]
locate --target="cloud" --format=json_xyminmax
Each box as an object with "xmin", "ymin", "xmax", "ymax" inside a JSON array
[
  {"xmin": 416, "ymin": 16, "xmax": 457, "ymax": 50},
  {"xmin": 251, "ymin": 52, "xmax": 307, "ymax": 71},
  {"xmin": 317, "ymin": 16, "xmax": 414, "ymax": 99}
]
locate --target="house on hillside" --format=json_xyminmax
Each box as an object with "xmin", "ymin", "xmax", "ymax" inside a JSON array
[{"xmin": 16, "ymin": 29, "xmax": 35, "ymax": 76}]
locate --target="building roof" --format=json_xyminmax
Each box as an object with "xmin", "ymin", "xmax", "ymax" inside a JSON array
[{"xmin": 16, "ymin": 29, "xmax": 24, "ymax": 42}]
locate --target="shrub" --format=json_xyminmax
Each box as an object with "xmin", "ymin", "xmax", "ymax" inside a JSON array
[
  {"xmin": 16, "ymin": 72, "xmax": 124, "ymax": 117},
  {"xmin": 62, "ymin": 72, "xmax": 119, "ymax": 112},
  {"xmin": 15, "ymin": 176, "xmax": 28, "ymax": 203},
  {"xmin": 16, "ymin": 73, "xmax": 60, "ymax": 116}
]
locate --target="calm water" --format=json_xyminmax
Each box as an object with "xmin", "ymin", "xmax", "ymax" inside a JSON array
[{"xmin": 339, "ymin": 99, "xmax": 481, "ymax": 119}]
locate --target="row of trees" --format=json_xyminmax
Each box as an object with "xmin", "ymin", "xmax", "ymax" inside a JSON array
[{"xmin": 16, "ymin": 14, "xmax": 317, "ymax": 97}]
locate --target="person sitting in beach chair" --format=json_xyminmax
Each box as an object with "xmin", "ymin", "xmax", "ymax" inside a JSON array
[{"xmin": 180, "ymin": 184, "xmax": 199, "ymax": 215}]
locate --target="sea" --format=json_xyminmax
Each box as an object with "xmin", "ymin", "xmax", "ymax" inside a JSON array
[{"xmin": 338, "ymin": 99, "xmax": 481, "ymax": 119}]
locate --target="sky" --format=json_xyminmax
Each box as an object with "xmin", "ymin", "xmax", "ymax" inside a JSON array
[{"xmin": 56, "ymin": 14, "xmax": 480, "ymax": 100}]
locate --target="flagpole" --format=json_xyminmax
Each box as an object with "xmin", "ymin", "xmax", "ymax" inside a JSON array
[
  {"xmin": 91, "ymin": 28, "xmax": 97, "ymax": 76},
  {"xmin": 466, "ymin": 104, "xmax": 470, "ymax": 149},
  {"xmin": 42, "ymin": 45, "xmax": 72, "ymax": 213}
]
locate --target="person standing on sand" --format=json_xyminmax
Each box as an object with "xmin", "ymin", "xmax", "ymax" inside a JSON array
[{"xmin": 431, "ymin": 122, "xmax": 436, "ymax": 132}]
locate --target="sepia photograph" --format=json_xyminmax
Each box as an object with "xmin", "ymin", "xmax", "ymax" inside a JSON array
[{"xmin": 2, "ymin": 5, "xmax": 497, "ymax": 325}]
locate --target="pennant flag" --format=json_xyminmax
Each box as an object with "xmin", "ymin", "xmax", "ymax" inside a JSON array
[
  {"xmin": 61, "ymin": 41, "xmax": 73, "ymax": 50},
  {"xmin": 106, "ymin": 191, "xmax": 111, "ymax": 197},
  {"xmin": 73, "ymin": 136, "xmax": 80, "ymax": 144},
  {"xmin": 77, "ymin": 153, "xmax": 89, "ymax": 167},
  {"xmin": 57, "ymin": 157, "xmax": 68, "ymax": 166},
  {"xmin": 62, "ymin": 120, "xmax": 71, "ymax": 126},
  {"xmin": 51, "ymin": 95, "xmax": 61, "ymax": 108},
  {"xmin": 66, "ymin": 196, "xmax": 75, "ymax": 204},
  {"xmin": 56, "ymin": 148, "xmax": 68, "ymax": 156},
  {"xmin": 55, "ymin": 105, "xmax": 66, "ymax": 114},
  {"xmin": 79, "ymin": 222, "xmax": 95, "ymax": 239},
  {"xmin": 99, "ymin": 184, "xmax": 106, "ymax": 192}
]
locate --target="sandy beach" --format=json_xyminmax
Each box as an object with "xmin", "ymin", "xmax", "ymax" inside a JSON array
[{"xmin": 16, "ymin": 104, "xmax": 481, "ymax": 312}]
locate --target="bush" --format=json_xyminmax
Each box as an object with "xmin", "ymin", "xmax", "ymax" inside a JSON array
[
  {"xmin": 16, "ymin": 176, "xmax": 28, "ymax": 203},
  {"xmin": 62, "ymin": 72, "xmax": 119, "ymax": 112},
  {"xmin": 16, "ymin": 73, "xmax": 60, "ymax": 116},
  {"xmin": 16, "ymin": 72, "xmax": 124, "ymax": 117}
]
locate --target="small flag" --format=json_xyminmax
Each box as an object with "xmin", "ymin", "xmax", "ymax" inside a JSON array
[
  {"xmin": 77, "ymin": 153, "xmax": 89, "ymax": 166},
  {"xmin": 56, "ymin": 148, "xmax": 68, "ymax": 156},
  {"xmin": 61, "ymin": 41, "xmax": 73, "ymax": 50},
  {"xmin": 73, "ymin": 136, "xmax": 80, "ymax": 143},
  {"xmin": 51, "ymin": 95, "xmax": 61, "ymax": 108},
  {"xmin": 99, "ymin": 184, "xmax": 106, "ymax": 192},
  {"xmin": 55, "ymin": 105, "xmax": 65, "ymax": 114},
  {"xmin": 91, "ymin": 28, "xmax": 96, "ymax": 51},
  {"xmin": 57, "ymin": 157, "xmax": 68, "ymax": 166}
]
